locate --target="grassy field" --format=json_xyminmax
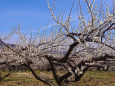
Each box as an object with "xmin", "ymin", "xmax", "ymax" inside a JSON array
[{"xmin": 0, "ymin": 70, "xmax": 115, "ymax": 86}]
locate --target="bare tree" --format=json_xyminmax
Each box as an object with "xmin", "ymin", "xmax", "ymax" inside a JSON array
[
  {"xmin": 44, "ymin": 0, "xmax": 115, "ymax": 85},
  {"xmin": 0, "ymin": 0, "xmax": 115, "ymax": 86}
]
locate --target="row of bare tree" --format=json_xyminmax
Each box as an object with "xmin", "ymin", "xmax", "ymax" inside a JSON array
[{"xmin": 0, "ymin": 0, "xmax": 115, "ymax": 86}]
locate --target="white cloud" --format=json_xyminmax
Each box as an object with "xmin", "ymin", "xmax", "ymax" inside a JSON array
[{"xmin": 41, "ymin": 23, "xmax": 57, "ymax": 31}]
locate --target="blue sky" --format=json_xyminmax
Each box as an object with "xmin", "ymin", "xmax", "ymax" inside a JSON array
[
  {"xmin": 0, "ymin": 0, "xmax": 50, "ymax": 35},
  {"xmin": 0, "ymin": 0, "xmax": 113, "ymax": 36},
  {"xmin": 0, "ymin": 0, "xmax": 77, "ymax": 35}
]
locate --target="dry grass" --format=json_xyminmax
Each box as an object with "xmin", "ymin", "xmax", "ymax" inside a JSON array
[{"xmin": 0, "ymin": 70, "xmax": 115, "ymax": 86}]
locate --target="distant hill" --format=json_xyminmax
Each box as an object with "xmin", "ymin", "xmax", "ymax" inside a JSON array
[
  {"xmin": 0, "ymin": 41, "xmax": 16, "ymax": 47},
  {"xmin": 0, "ymin": 41, "xmax": 4, "ymax": 46}
]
